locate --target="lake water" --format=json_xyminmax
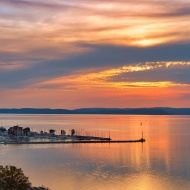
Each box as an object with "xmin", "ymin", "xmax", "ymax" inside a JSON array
[{"xmin": 0, "ymin": 114, "xmax": 190, "ymax": 190}]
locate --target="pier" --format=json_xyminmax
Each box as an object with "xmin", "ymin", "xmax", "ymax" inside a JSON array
[{"xmin": 2, "ymin": 138, "xmax": 145, "ymax": 145}]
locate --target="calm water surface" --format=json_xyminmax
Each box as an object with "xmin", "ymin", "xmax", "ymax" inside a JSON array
[{"xmin": 0, "ymin": 114, "xmax": 190, "ymax": 190}]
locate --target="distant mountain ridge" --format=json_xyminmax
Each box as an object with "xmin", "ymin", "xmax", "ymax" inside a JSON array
[{"xmin": 0, "ymin": 108, "xmax": 190, "ymax": 115}]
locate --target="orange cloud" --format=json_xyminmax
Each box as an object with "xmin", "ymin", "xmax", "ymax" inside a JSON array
[
  {"xmin": 1, "ymin": 0, "xmax": 190, "ymax": 60},
  {"xmin": 35, "ymin": 61, "xmax": 190, "ymax": 90}
]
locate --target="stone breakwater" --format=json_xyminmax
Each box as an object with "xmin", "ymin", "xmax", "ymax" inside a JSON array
[{"xmin": 3, "ymin": 138, "xmax": 146, "ymax": 145}]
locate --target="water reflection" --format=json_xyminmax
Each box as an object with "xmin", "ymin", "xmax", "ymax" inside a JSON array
[{"xmin": 0, "ymin": 115, "xmax": 190, "ymax": 190}]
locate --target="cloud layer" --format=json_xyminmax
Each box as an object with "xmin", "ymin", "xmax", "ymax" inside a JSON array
[{"xmin": 0, "ymin": 0, "xmax": 190, "ymax": 108}]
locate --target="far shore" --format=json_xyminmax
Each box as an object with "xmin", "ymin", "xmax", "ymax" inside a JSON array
[{"xmin": 0, "ymin": 107, "xmax": 190, "ymax": 115}]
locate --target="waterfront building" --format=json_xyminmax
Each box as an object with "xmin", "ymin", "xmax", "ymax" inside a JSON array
[{"xmin": 8, "ymin": 125, "xmax": 23, "ymax": 136}]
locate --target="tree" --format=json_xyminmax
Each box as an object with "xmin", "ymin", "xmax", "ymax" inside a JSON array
[
  {"xmin": 23, "ymin": 127, "xmax": 30, "ymax": 136},
  {"xmin": 71, "ymin": 129, "xmax": 75, "ymax": 136},
  {"xmin": 0, "ymin": 165, "xmax": 31, "ymax": 190},
  {"xmin": 61, "ymin": 130, "xmax": 66, "ymax": 135},
  {"xmin": 49, "ymin": 129, "xmax": 55, "ymax": 134},
  {"xmin": 0, "ymin": 127, "xmax": 6, "ymax": 132},
  {"xmin": 8, "ymin": 127, "xmax": 14, "ymax": 135}
]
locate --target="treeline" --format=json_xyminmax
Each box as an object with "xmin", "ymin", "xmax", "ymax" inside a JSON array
[{"xmin": 0, "ymin": 108, "xmax": 190, "ymax": 115}]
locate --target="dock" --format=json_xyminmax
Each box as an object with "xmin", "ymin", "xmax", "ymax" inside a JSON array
[{"xmin": 2, "ymin": 138, "xmax": 145, "ymax": 145}]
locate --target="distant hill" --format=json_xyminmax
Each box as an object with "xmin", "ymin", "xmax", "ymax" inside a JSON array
[{"xmin": 0, "ymin": 108, "xmax": 190, "ymax": 115}]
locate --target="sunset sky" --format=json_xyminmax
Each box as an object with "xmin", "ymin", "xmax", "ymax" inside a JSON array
[{"xmin": 0, "ymin": 0, "xmax": 190, "ymax": 108}]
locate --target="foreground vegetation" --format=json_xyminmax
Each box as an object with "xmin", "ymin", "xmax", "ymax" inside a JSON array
[{"xmin": 0, "ymin": 165, "xmax": 31, "ymax": 190}]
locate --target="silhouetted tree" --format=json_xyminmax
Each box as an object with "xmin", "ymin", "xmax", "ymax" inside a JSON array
[
  {"xmin": 8, "ymin": 127, "xmax": 14, "ymax": 135},
  {"xmin": 23, "ymin": 127, "xmax": 30, "ymax": 136},
  {"xmin": 0, "ymin": 165, "xmax": 31, "ymax": 190},
  {"xmin": 49, "ymin": 129, "xmax": 55, "ymax": 134},
  {"xmin": 61, "ymin": 130, "xmax": 66, "ymax": 135},
  {"xmin": 71, "ymin": 129, "xmax": 75, "ymax": 136},
  {"xmin": 0, "ymin": 127, "xmax": 6, "ymax": 132}
]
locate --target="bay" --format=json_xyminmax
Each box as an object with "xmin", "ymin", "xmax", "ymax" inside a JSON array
[{"xmin": 0, "ymin": 114, "xmax": 190, "ymax": 190}]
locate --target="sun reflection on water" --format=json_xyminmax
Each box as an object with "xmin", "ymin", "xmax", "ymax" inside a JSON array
[{"xmin": 0, "ymin": 115, "xmax": 190, "ymax": 190}]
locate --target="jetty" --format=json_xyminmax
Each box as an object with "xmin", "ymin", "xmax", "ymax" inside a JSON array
[{"xmin": 2, "ymin": 138, "xmax": 145, "ymax": 145}]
